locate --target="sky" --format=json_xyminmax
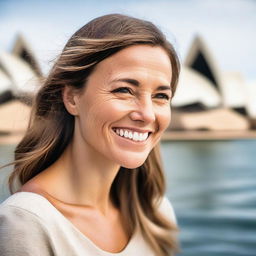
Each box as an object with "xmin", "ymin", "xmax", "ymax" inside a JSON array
[{"xmin": 0, "ymin": 0, "xmax": 255, "ymax": 83}]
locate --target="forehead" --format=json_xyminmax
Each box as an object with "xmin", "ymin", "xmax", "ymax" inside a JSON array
[{"xmin": 91, "ymin": 45, "xmax": 172, "ymax": 84}]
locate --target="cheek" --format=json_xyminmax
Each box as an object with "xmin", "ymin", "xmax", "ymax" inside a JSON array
[
  {"xmin": 85, "ymin": 99, "xmax": 132, "ymax": 128},
  {"xmin": 158, "ymin": 107, "xmax": 171, "ymax": 131}
]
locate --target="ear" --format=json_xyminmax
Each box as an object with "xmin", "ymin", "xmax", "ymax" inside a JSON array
[{"xmin": 62, "ymin": 86, "xmax": 79, "ymax": 116}]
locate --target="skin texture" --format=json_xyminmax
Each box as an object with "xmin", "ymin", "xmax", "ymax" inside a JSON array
[
  {"xmin": 68, "ymin": 44, "xmax": 172, "ymax": 169},
  {"xmin": 21, "ymin": 45, "xmax": 173, "ymax": 253}
]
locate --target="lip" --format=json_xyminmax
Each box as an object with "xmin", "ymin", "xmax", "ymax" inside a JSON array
[{"xmin": 112, "ymin": 126, "xmax": 154, "ymax": 133}]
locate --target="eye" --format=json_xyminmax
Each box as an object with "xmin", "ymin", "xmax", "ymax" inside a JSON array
[
  {"xmin": 111, "ymin": 87, "xmax": 133, "ymax": 94},
  {"xmin": 154, "ymin": 93, "xmax": 170, "ymax": 101}
]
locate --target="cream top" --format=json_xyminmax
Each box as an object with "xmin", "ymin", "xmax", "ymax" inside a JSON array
[{"xmin": 0, "ymin": 192, "xmax": 176, "ymax": 256}]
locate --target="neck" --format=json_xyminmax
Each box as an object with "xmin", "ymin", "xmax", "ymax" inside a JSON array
[{"xmin": 36, "ymin": 137, "xmax": 121, "ymax": 215}]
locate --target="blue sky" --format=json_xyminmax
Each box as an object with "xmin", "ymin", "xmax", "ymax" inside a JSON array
[{"xmin": 0, "ymin": 0, "xmax": 255, "ymax": 82}]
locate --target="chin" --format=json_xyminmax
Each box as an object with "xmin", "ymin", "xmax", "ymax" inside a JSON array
[{"xmin": 116, "ymin": 155, "xmax": 148, "ymax": 169}]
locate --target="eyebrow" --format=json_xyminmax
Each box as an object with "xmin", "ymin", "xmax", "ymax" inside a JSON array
[{"xmin": 112, "ymin": 78, "xmax": 172, "ymax": 91}]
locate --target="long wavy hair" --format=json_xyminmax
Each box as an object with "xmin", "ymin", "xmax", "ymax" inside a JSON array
[{"xmin": 7, "ymin": 14, "xmax": 180, "ymax": 256}]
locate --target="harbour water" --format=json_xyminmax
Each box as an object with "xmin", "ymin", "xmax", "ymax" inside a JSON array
[
  {"xmin": 161, "ymin": 140, "xmax": 256, "ymax": 256},
  {"xmin": 1, "ymin": 140, "xmax": 256, "ymax": 256}
]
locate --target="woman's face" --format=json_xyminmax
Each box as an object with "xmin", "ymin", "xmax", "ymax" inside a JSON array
[{"xmin": 72, "ymin": 45, "xmax": 172, "ymax": 168}]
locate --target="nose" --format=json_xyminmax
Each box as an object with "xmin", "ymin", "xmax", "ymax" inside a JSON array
[{"xmin": 129, "ymin": 97, "xmax": 156, "ymax": 124}]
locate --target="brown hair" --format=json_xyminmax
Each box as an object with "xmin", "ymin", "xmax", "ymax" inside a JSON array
[{"xmin": 8, "ymin": 14, "xmax": 180, "ymax": 255}]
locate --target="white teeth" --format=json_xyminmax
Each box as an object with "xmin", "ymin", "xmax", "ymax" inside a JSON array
[
  {"xmin": 133, "ymin": 132, "xmax": 139, "ymax": 141},
  {"xmin": 114, "ymin": 128, "xmax": 149, "ymax": 142},
  {"xmin": 124, "ymin": 130, "xmax": 129, "ymax": 138}
]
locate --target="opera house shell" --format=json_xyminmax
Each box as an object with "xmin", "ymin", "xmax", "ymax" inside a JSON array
[{"xmin": 0, "ymin": 34, "xmax": 255, "ymax": 143}]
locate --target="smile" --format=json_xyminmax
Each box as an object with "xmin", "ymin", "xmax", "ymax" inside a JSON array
[{"xmin": 113, "ymin": 128, "xmax": 150, "ymax": 142}]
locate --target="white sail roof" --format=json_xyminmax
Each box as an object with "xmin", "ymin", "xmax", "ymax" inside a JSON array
[
  {"xmin": 184, "ymin": 35, "xmax": 224, "ymax": 94},
  {"xmin": 184, "ymin": 35, "xmax": 249, "ymax": 110},
  {"xmin": 12, "ymin": 33, "xmax": 42, "ymax": 76},
  {"xmin": 0, "ymin": 51, "xmax": 39, "ymax": 97},
  {"xmin": 172, "ymin": 66, "xmax": 222, "ymax": 108},
  {"xmin": 0, "ymin": 69, "xmax": 12, "ymax": 94},
  {"xmin": 244, "ymin": 81, "xmax": 256, "ymax": 118}
]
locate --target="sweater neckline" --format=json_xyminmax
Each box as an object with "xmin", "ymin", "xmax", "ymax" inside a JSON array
[{"xmin": 14, "ymin": 191, "xmax": 139, "ymax": 255}]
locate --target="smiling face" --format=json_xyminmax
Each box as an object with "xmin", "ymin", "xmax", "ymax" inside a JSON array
[{"xmin": 69, "ymin": 44, "xmax": 172, "ymax": 168}]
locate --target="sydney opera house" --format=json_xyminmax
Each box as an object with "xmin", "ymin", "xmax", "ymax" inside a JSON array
[{"xmin": 0, "ymin": 34, "xmax": 256, "ymax": 143}]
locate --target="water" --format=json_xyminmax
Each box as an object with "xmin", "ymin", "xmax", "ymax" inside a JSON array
[
  {"xmin": 161, "ymin": 140, "xmax": 256, "ymax": 256},
  {"xmin": 1, "ymin": 140, "xmax": 256, "ymax": 255}
]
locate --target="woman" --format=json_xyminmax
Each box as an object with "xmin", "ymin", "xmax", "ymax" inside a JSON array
[{"xmin": 0, "ymin": 14, "xmax": 180, "ymax": 256}]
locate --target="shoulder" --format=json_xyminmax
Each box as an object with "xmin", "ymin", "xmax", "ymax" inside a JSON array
[
  {"xmin": 0, "ymin": 192, "xmax": 61, "ymax": 228},
  {"xmin": 1, "ymin": 192, "xmax": 54, "ymax": 218},
  {"xmin": 0, "ymin": 195, "xmax": 55, "ymax": 255},
  {"xmin": 157, "ymin": 196, "xmax": 177, "ymax": 225},
  {"xmin": 0, "ymin": 202, "xmax": 47, "ymax": 233}
]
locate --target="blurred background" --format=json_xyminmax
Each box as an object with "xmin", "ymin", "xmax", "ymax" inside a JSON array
[{"xmin": 0, "ymin": 0, "xmax": 256, "ymax": 255}]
